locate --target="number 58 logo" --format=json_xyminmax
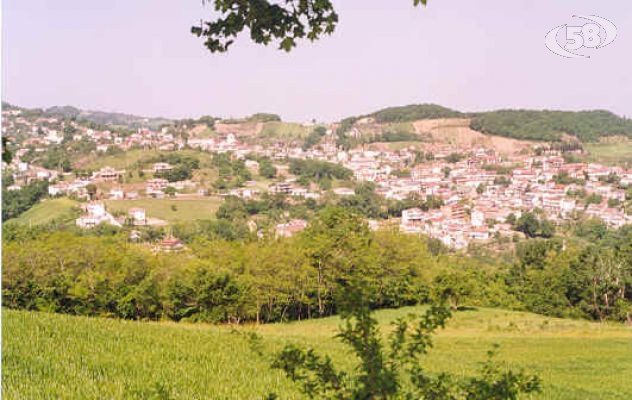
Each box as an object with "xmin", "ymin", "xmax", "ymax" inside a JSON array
[{"xmin": 545, "ymin": 15, "xmax": 617, "ymax": 58}]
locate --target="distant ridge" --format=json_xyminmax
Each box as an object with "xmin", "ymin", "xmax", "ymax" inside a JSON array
[{"xmin": 44, "ymin": 105, "xmax": 172, "ymax": 130}]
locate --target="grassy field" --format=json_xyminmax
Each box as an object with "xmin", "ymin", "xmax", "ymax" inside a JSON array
[
  {"xmin": 584, "ymin": 142, "xmax": 632, "ymax": 166},
  {"xmin": 105, "ymin": 198, "xmax": 223, "ymax": 222},
  {"xmin": 260, "ymin": 121, "xmax": 312, "ymax": 140},
  {"xmin": 3, "ymin": 307, "xmax": 632, "ymax": 399},
  {"xmin": 10, "ymin": 198, "xmax": 79, "ymax": 225},
  {"xmin": 74, "ymin": 149, "xmax": 158, "ymax": 170},
  {"xmin": 75, "ymin": 149, "xmax": 218, "ymax": 171}
]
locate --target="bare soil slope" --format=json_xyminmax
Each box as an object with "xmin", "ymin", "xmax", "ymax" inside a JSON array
[{"xmin": 412, "ymin": 118, "xmax": 537, "ymax": 154}]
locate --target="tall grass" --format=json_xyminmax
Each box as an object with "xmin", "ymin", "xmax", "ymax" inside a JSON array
[{"xmin": 3, "ymin": 307, "xmax": 632, "ymax": 399}]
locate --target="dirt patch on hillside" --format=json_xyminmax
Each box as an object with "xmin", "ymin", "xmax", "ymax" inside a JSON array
[
  {"xmin": 412, "ymin": 118, "xmax": 538, "ymax": 155},
  {"xmin": 214, "ymin": 122, "xmax": 263, "ymax": 137}
]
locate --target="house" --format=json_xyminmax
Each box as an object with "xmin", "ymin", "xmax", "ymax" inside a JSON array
[
  {"xmin": 48, "ymin": 183, "xmax": 68, "ymax": 196},
  {"xmin": 76, "ymin": 202, "xmax": 121, "ymax": 229},
  {"xmin": 333, "ymin": 187, "xmax": 355, "ymax": 196},
  {"xmin": 471, "ymin": 209, "xmax": 485, "ymax": 227},
  {"xmin": 157, "ymin": 235, "xmax": 185, "ymax": 252},
  {"xmin": 269, "ymin": 182, "xmax": 293, "ymax": 194},
  {"xmin": 128, "ymin": 208, "xmax": 147, "ymax": 226},
  {"xmin": 276, "ymin": 219, "xmax": 308, "ymax": 238},
  {"xmin": 245, "ymin": 160, "xmax": 260, "ymax": 170},
  {"xmin": 110, "ymin": 187, "xmax": 125, "ymax": 200},
  {"xmin": 146, "ymin": 178, "xmax": 169, "ymax": 190},
  {"xmin": 153, "ymin": 162, "xmax": 173, "ymax": 173},
  {"xmin": 402, "ymin": 208, "xmax": 424, "ymax": 226},
  {"xmin": 95, "ymin": 167, "xmax": 125, "ymax": 182}
]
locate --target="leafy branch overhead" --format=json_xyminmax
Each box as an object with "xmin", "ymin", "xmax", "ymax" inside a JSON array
[{"xmin": 192, "ymin": 0, "xmax": 428, "ymax": 53}]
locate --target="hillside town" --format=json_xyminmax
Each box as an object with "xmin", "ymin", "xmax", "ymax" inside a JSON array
[{"xmin": 3, "ymin": 106, "xmax": 632, "ymax": 250}]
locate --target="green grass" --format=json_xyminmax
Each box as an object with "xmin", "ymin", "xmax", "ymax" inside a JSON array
[
  {"xmin": 10, "ymin": 198, "xmax": 79, "ymax": 225},
  {"xmin": 260, "ymin": 121, "xmax": 312, "ymax": 140},
  {"xmin": 76, "ymin": 149, "xmax": 219, "ymax": 171},
  {"xmin": 584, "ymin": 142, "xmax": 632, "ymax": 166},
  {"xmin": 75, "ymin": 149, "xmax": 158, "ymax": 170},
  {"xmin": 105, "ymin": 198, "xmax": 223, "ymax": 222},
  {"xmin": 4, "ymin": 307, "xmax": 632, "ymax": 399}
]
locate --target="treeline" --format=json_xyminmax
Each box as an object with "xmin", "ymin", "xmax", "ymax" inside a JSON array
[
  {"xmin": 470, "ymin": 109, "xmax": 632, "ymax": 142},
  {"xmin": 2, "ymin": 209, "xmax": 456, "ymax": 323},
  {"xmin": 4, "ymin": 207, "xmax": 631, "ymax": 324},
  {"xmin": 368, "ymin": 104, "xmax": 463, "ymax": 123}
]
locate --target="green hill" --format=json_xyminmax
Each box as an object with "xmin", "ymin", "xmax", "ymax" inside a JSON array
[
  {"xmin": 10, "ymin": 198, "xmax": 79, "ymax": 226},
  {"xmin": 341, "ymin": 105, "xmax": 632, "ymax": 143},
  {"xmin": 367, "ymin": 104, "xmax": 463, "ymax": 123},
  {"xmin": 470, "ymin": 109, "xmax": 632, "ymax": 142},
  {"xmin": 3, "ymin": 307, "xmax": 632, "ymax": 399}
]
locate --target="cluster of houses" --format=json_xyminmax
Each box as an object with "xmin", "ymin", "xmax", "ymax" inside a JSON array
[{"xmin": 3, "ymin": 108, "xmax": 631, "ymax": 249}]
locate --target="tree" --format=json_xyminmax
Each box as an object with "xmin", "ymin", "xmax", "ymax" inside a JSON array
[
  {"xmin": 192, "ymin": 0, "xmax": 429, "ymax": 53},
  {"xmin": 2, "ymin": 180, "xmax": 49, "ymax": 221},
  {"xmin": 2, "ymin": 137, "xmax": 12, "ymax": 163},
  {"xmin": 259, "ymin": 159, "xmax": 277, "ymax": 179},
  {"xmin": 302, "ymin": 207, "xmax": 372, "ymax": 316},
  {"xmin": 86, "ymin": 183, "xmax": 98, "ymax": 200},
  {"xmin": 432, "ymin": 269, "xmax": 476, "ymax": 310},
  {"xmin": 164, "ymin": 187, "xmax": 177, "ymax": 197},
  {"xmin": 268, "ymin": 278, "xmax": 540, "ymax": 399},
  {"xmin": 515, "ymin": 212, "xmax": 554, "ymax": 239}
]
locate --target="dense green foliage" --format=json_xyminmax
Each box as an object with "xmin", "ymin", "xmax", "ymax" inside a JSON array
[
  {"xmin": 0, "ymin": 209, "xmax": 460, "ymax": 323},
  {"xmin": 2, "ymin": 179, "xmax": 49, "ymax": 221},
  {"xmin": 508, "ymin": 230, "xmax": 632, "ymax": 322},
  {"xmin": 258, "ymin": 158, "xmax": 277, "ymax": 179},
  {"xmin": 368, "ymin": 104, "xmax": 463, "ymax": 123},
  {"xmin": 470, "ymin": 109, "xmax": 632, "ymax": 142},
  {"xmin": 268, "ymin": 249, "xmax": 539, "ymax": 400},
  {"xmin": 372, "ymin": 130, "xmax": 422, "ymax": 143},
  {"xmin": 147, "ymin": 153, "xmax": 200, "ymax": 182},
  {"xmin": 514, "ymin": 212, "xmax": 555, "ymax": 238},
  {"xmin": 193, "ymin": 0, "xmax": 339, "ymax": 53},
  {"xmin": 289, "ymin": 159, "xmax": 353, "ymax": 187},
  {"xmin": 4, "ymin": 208, "xmax": 631, "ymax": 325},
  {"xmin": 302, "ymin": 126, "xmax": 327, "ymax": 150}
]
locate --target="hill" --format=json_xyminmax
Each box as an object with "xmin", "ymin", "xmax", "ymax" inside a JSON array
[
  {"xmin": 9, "ymin": 198, "xmax": 79, "ymax": 226},
  {"xmin": 4, "ymin": 307, "xmax": 632, "ymax": 399},
  {"xmin": 366, "ymin": 104, "xmax": 463, "ymax": 123},
  {"xmin": 45, "ymin": 105, "xmax": 172, "ymax": 130},
  {"xmin": 470, "ymin": 109, "xmax": 632, "ymax": 142},
  {"xmin": 341, "ymin": 104, "xmax": 632, "ymax": 144}
]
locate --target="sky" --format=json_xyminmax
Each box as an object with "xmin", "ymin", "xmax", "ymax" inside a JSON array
[{"xmin": 2, "ymin": 0, "xmax": 632, "ymax": 122}]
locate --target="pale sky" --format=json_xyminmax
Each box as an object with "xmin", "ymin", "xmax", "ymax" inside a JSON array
[{"xmin": 2, "ymin": 1, "xmax": 631, "ymax": 122}]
